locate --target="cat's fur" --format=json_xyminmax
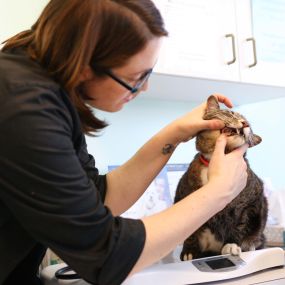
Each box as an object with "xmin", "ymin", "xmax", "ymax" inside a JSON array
[{"xmin": 174, "ymin": 95, "xmax": 268, "ymax": 261}]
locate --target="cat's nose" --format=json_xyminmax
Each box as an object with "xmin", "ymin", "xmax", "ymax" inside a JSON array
[{"xmin": 242, "ymin": 121, "xmax": 249, "ymax": 128}]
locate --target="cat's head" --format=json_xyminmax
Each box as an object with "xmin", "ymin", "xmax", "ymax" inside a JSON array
[{"xmin": 196, "ymin": 95, "xmax": 262, "ymax": 154}]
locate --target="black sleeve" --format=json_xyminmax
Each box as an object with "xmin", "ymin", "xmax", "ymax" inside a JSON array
[
  {"xmin": 0, "ymin": 86, "xmax": 146, "ymax": 285},
  {"xmin": 75, "ymin": 133, "xmax": 108, "ymax": 202}
]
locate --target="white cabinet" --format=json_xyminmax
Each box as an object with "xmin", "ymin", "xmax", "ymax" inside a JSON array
[
  {"xmin": 153, "ymin": 0, "xmax": 285, "ymax": 88},
  {"xmin": 236, "ymin": 0, "xmax": 285, "ymax": 87},
  {"xmin": 154, "ymin": 0, "xmax": 240, "ymax": 82}
]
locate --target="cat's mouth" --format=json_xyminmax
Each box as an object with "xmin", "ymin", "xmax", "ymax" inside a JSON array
[
  {"xmin": 221, "ymin": 127, "xmax": 244, "ymax": 136},
  {"xmin": 220, "ymin": 126, "xmax": 260, "ymax": 148}
]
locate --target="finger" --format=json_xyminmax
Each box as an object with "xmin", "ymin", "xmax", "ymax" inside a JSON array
[
  {"xmin": 212, "ymin": 93, "xmax": 233, "ymax": 108},
  {"xmin": 206, "ymin": 119, "xmax": 225, "ymax": 130},
  {"xmin": 232, "ymin": 143, "xmax": 249, "ymax": 157},
  {"xmin": 212, "ymin": 134, "xmax": 227, "ymax": 158}
]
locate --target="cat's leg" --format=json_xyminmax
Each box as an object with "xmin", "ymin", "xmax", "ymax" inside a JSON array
[
  {"xmin": 221, "ymin": 243, "xmax": 242, "ymax": 256},
  {"xmin": 180, "ymin": 240, "xmax": 194, "ymax": 261},
  {"xmin": 241, "ymin": 232, "xmax": 266, "ymax": 252},
  {"xmin": 182, "ymin": 252, "xmax": 193, "ymax": 261},
  {"xmin": 180, "ymin": 235, "xmax": 201, "ymax": 261},
  {"xmin": 241, "ymin": 240, "xmax": 256, "ymax": 251},
  {"xmin": 249, "ymin": 245, "xmax": 256, "ymax": 251}
]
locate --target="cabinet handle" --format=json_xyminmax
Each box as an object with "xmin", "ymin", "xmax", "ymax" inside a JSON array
[
  {"xmin": 225, "ymin": 34, "xmax": 236, "ymax": 65},
  {"xmin": 246, "ymin": 37, "xmax": 257, "ymax": 68}
]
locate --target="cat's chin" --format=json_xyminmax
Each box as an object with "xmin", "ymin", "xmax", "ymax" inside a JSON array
[
  {"xmin": 225, "ymin": 136, "xmax": 246, "ymax": 152},
  {"xmin": 228, "ymin": 136, "xmax": 261, "ymax": 149},
  {"xmin": 225, "ymin": 145, "xmax": 245, "ymax": 154}
]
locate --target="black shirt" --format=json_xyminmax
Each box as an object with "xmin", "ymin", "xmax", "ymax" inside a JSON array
[{"xmin": 0, "ymin": 49, "xmax": 146, "ymax": 285}]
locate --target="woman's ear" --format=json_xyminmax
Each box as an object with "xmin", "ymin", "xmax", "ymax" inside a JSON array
[{"xmin": 79, "ymin": 66, "xmax": 94, "ymax": 82}]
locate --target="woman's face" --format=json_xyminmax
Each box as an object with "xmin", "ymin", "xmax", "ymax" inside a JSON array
[{"xmin": 80, "ymin": 37, "xmax": 163, "ymax": 112}]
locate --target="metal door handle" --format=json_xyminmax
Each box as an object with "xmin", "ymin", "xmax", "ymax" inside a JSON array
[
  {"xmin": 246, "ymin": 37, "xmax": 257, "ymax": 68},
  {"xmin": 225, "ymin": 34, "xmax": 236, "ymax": 65}
]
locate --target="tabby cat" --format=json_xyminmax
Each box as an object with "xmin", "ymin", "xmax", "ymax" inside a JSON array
[{"xmin": 174, "ymin": 95, "xmax": 268, "ymax": 261}]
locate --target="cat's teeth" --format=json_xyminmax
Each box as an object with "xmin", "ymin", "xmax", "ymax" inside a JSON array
[{"xmin": 243, "ymin": 127, "xmax": 250, "ymax": 139}]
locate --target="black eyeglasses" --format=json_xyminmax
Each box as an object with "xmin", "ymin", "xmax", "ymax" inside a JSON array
[{"xmin": 92, "ymin": 66, "xmax": 153, "ymax": 94}]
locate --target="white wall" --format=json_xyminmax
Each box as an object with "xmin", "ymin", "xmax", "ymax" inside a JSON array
[
  {"xmin": 0, "ymin": 0, "xmax": 49, "ymax": 44},
  {"xmin": 86, "ymin": 98, "xmax": 197, "ymax": 174},
  {"xmin": 236, "ymin": 97, "xmax": 285, "ymax": 190},
  {"xmin": 87, "ymin": 96, "xmax": 285, "ymax": 191}
]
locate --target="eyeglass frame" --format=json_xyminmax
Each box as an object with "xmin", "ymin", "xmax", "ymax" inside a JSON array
[{"xmin": 91, "ymin": 65, "xmax": 153, "ymax": 94}]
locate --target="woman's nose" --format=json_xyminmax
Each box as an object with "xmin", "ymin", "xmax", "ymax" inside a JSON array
[{"xmin": 140, "ymin": 79, "xmax": 149, "ymax": 92}]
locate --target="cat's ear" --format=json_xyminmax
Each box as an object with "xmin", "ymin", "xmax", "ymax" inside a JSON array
[
  {"xmin": 206, "ymin": 95, "xmax": 220, "ymax": 112},
  {"xmin": 249, "ymin": 134, "xmax": 262, "ymax": 148}
]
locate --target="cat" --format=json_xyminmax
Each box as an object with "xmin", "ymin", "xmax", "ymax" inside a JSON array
[{"xmin": 174, "ymin": 95, "xmax": 268, "ymax": 261}]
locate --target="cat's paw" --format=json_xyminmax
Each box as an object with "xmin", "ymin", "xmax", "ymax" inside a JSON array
[
  {"xmin": 182, "ymin": 253, "xmax": 193, "ymax": 261},
  {"xmin": 221, "ymin": 243, "xmax": 241, "ymax": 256},
  {"xmin": 248, "ymin": 245, "xmax": 256, "ymax": 251}
]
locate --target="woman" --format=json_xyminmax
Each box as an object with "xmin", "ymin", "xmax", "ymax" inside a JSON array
[{"xmin": 0, "ymin": 0, "xmax": 247, "ymax": 284}]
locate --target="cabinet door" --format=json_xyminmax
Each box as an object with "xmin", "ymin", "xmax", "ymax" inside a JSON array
[
  {"xmin": 153, "ymin": 0, "xmax": 239, "ymax": 81},
  {"xmin": 236, "ymin": 0, "xmax": 285, "ymax": 87}
]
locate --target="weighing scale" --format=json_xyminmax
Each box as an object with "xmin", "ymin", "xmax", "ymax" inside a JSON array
[
  {"xmin": 41, "ymin": 247, "xmax": 285, "ymax": 285},
  {"xmin": 122, "ymin": 248, "xmax": 284, "ymax": 285}
]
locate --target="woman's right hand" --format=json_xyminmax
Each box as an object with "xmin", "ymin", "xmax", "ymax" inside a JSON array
[
  {"xmin": 168, "ymin": 94, "xmax": 233, "ymax": 144},
  {"xmin": 207, "ymin": 134, "xmax": 248, "ymax": 203}
]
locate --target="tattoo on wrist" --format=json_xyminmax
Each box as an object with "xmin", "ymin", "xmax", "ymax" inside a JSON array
[{"xmin": 162, "ymin": 143, "xmax": 176, "ymax": 155}]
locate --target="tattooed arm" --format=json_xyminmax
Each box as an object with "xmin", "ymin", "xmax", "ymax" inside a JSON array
[
  {"xmin": 133, "ymin": 135, "xmax": 247, "ymax": 276},
  {"xmin": 105, "ymin": 94, "xmax": 233, "ymax": 216}
]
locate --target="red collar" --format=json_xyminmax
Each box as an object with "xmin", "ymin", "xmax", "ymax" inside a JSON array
[{"xmin": 199, "ymin": 154, "xmax": 209, "ymax": 167}]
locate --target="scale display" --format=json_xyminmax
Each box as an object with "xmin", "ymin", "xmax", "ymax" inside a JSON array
[
  {"xmin": 192, "ymin": 254, "xmax": 246, "ymax": 272},
  {"xmin": 206, "ymin": 257, "xmax": 235, "ymax": 269}
]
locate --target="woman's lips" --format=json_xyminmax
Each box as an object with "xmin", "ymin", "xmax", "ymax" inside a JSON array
[{"xmin": 123, "ymin": 94, "xmax": 135, "ymax": 103}]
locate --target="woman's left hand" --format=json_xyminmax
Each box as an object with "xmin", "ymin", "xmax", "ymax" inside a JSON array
[{"xmin": 171, "ymin": 94, "xmax": 233, "ymax": 143}]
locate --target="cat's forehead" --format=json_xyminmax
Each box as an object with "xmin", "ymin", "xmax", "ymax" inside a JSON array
[
  {"xmin": 221, "ymin": 110, "xmax": 245, "ymax": 119},
  {"xmin": 206, "ymin": 109, "xmax": 246, "ymax": 121}
]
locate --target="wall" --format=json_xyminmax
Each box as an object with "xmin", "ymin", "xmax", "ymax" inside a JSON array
[
  {"xmin": 86, "ymin": 98, "xmax": 197, "ymax": 173},
  {"xmin": 86, "ymin": 96, "xmax": 285, "ymax": 191},
  {"xmin": 0, "ymin": 0, "xmax": 48, "ymax": 44},
  {"xmin": 236, "ymin": 97, "xmax": 285, "ymax": 190}
]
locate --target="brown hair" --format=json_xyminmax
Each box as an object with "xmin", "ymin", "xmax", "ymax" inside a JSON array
[{"xmin": 2, "ymin": 0, "xmax": 168, "ymax": 134}]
